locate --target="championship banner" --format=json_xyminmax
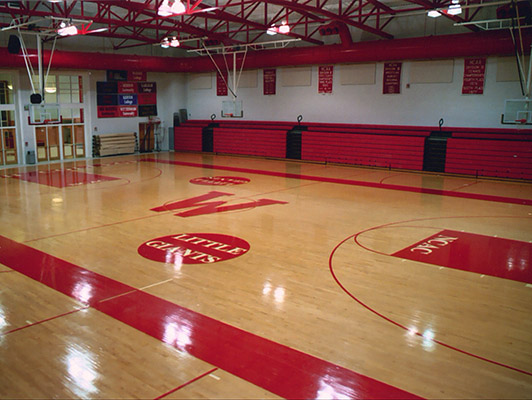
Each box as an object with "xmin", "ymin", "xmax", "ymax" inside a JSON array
[
  {"xmin": 118, "ymin": 82, "xmax": 137, "ymax": 93},
  {"xmin": 263, "ymin": 69, "xmax": 276, "ymax": 95},
  {"xmin": 383, "ymin": 62, "xmax": 402, "ymax": 94},
  {"xmin": 217, "ymin": 71, "xmax": 228, "ymax": 96},
  {"xmin": 462, "ymin": 58, "xmax": 486, "ymax": 95},
  {"xmin": 318, "ymin": 65, "xmax": 333, "ymax": 94},
  {"xmin": 128, "ymin": 71, "xmax": 147, "ymax": 81}
]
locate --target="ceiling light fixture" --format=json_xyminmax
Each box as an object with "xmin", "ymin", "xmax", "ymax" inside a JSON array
[
  {"xmin": 57, "ymin": 21, "xmax": 78, "ymax": 36},
  {"xmin": 160, "ymin": 36, "xmax": 180, "ymax": 48},
  {"xmin": 266, "ymin": 25, "xmax": 277, "ymax": 35},
  {"xmin": 427, "ymin": 10, "xmax": 441, "ymax": 17},
  {"xmin": 278, "ymin": 21, "xmax": 290, "ymax": 34},
  {"xmin": 158, "ymin": 0, "xmax": 186, "ymax": 17},
  {"xmin": 447, "ymin": 0, "xmax": 462, "ymax": 15},
  {"xmin": 170, "ymin": 36, "xmax": 180, "ymax": 47}
]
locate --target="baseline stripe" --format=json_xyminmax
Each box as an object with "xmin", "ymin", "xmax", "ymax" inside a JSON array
[
  {"xmin": 0, "ymin": 234, "xmax": 421, "ymax": 400},
  {"xmin": 141, "ymin": 158, "xmax": 532, "ymax": 206}
]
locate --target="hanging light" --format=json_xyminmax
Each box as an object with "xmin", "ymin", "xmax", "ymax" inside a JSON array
[
  {"xmin": 158, "ymin": 0, "xmax": 186, "ymax": 16},
  {"xmin": 57, "ymin": 21, "xmax": 78, "ymax": 36},
  {"xmin": 170, "ymin": 36, "xmax": 180, "ymax": 47},
  {"xmin": 160, "ymin": 37, "xmax": 170, "ymax": 48},
  {"xmin": 427, "ymin": 10, "xmax": 441, "ymax": 17},
  {"xmin": 447, "ymin": 0, "xmax": 462, "ymax": 15},
  {"xmin": 266, "ymin": 25, "xmax": 278, "ymax": 35},
  {"xmin": 278, "ymin": 21, "xmax": 290, "ymax": 34}
]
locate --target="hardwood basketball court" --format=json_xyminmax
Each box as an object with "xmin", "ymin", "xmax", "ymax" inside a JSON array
[{"xmin": 0, "ymin": 151, "xmax": 531, "ymax": 399}]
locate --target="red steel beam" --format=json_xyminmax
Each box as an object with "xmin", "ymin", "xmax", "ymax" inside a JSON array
[{"xmin": 1, "ymin": 29, "xmax": 526, "ymax": 72}]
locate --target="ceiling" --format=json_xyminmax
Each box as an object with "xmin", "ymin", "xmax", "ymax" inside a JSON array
[{"xmin": 0, "ymin": 0, "xmax": 529, "ymax": 58}]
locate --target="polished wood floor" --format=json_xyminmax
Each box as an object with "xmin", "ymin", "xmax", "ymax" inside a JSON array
[{"xmin": 1, "ymin": 151, "xmax": 531, "ymax": 399}]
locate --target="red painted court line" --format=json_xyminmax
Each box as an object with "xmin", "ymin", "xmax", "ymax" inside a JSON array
[
  {"xmin": 13, "ymin": 170, "xmax": 120, "ymax": 188},
  {"xmin": 392, "ymin": 229, "xmax": 532, "ymax": 284},
  {"xmin": 0, "ymin": 234, "xmax": 422, "ymax": 400},
  {"xmin": 328, "ymin": 216, "xmax": 532, "ymax": 377},
  {"xmin": 2, "ymin": 307, "xmax": 88, "ymax": 336},
  {"xmin": 153, "ymin": 367, "xmax": 218, "ymax": 400},
  {"xmin": 142, "ymin": 158, "xmax": 532, "ymax": 206},
  {"xmin": 0, "ymin": 236, "xmax": 134, "ymax": 306}
]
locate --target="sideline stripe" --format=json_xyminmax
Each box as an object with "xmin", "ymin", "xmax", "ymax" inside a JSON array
[
  {"xmin": 142, "ymin": 158, "xmax": 532, "ymax": 206},
  {"xmin": 0, "ymin": 234, "xmax": 422, "ymax": 400},
  {"xmin": 153, "ymin": 367, "xmax": 218, "ymax": 400},
  {"xmin": 2, "ymin": 308, "xmax": 87, "ymax": 336}
]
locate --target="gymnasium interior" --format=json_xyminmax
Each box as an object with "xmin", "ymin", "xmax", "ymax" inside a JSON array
[{"xmin": 0, "ymin": 1, "xmax": 531, "ymax": 399}]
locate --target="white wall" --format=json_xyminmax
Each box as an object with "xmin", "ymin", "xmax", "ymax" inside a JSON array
[
  {"xmin": 184, "ymin": 57, "xmax": 526, "ymax": 129},
  {"xmin": 9, "ymin": 68, "xmax": 186, "ymax": 164},
  {"xmin": 3, "ymin": 55, "xmax": 526, "ymax": 166},
  {"xmin": 88, "ymin": 71, "xmax": 187, "ymax": 151}
]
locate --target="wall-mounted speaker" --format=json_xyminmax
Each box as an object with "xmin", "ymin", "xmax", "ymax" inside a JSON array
[
  {"xmin": 30, "ymin": 93, "xmax": 42, "ymax": 104},
  {"xmin": 8, "ymin": 35, "xmax": 21, "ymax": 54}
]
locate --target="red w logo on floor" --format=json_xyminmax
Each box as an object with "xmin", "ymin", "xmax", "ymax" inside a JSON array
[{"xmin": 151, "ymin": 190, "xmax": 288, "ymax": 217}]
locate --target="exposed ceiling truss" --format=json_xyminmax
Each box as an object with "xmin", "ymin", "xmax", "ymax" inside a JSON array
[{"xmin": 0, "ymin": 0, "xmax": 527, "ymax": 52}]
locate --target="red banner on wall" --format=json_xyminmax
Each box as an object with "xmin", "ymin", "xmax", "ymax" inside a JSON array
[
  {"xmin": 383, "ymin": 62, "xmax": 402, "ymax": 94},
  {"xmin": 119, "ymin": 106, "xmax": 138, "ymax": 117},
  {"xmin": 97, "ymin": 106, "xmax": 119, "ymax": 118},
  {"xmin": 263, "ymin": 69, "xmax": 276, "ymax": 95},
  {"xmin": 138, "ymin": 93, "xmax": 157, "ymax": 105},
  {"xmin": 217, "ymin": 71, "xmax": 228, "ymax": 96},
  {"xmin": 128, "ymin": 71, "xmax": 147, "ymax": 81},
  {"xmin": 318, "ymin": 65, "xmax": 333, "ymax": 94},
  {"xmin": 462, "ymin": 58, "xmax": 486, "ymax": 95},
  {"xmin": 118, "ymin": 82, "xmax": 137, "ymax": 93}
]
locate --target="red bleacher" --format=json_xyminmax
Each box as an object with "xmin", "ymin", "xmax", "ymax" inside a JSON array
[
  {"xmin": 213, "ymin": 127, "xmax": 286, "ymax": 158},
  {"xmin": 445, "ymin": 137, "xmax": 532, "ymax": 180},
  {"xmin": 174, "ymin": 120, "xmax": 532, "ymax": 180},
  {"xmin": 302, "ymin": 131, "xmax": 425, "ymax": 170},
  {"xmin": 174, "ymin": 125, "xmax": 203, "ymax": 152}
]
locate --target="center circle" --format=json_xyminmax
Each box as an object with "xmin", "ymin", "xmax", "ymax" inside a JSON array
[{"xmin": 138, "ymin": 233, "xmax": 250, "ymax": 264}]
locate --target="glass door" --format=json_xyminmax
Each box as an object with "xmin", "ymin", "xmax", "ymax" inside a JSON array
[
  {"xmin": 47, "ymin": 126, "xmax": 60, "ymax": 160},
  {"xmin": 62, "ymin": 125, "xmax": 74, "ymax": 159},
  {"xmin": 0, "ymin": 74, "xmax": 18, "ymax": 165},
  {"xmin": 36, "ymin": 127, "xmax": 48, "ymax": 162},
  {"xmin": 35, "ymin": 125, "xmax": 63, "ymax": 162},
  {"xmin": 74, "ymin": 124, "xmax": 85, "ymax": 157}
]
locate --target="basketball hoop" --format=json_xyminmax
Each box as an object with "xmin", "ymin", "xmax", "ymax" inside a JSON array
[{"xmin": 28, "ymin": 103, "xmax": 62, "ymax": 125}]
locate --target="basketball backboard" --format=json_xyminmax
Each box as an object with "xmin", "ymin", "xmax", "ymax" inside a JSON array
[
  {"xmin": 501, "ymin": 99, "xmax": 532, "ymax": 125},
  {"xmin": 28, "ymin": 103, "xmax": 62, "ymax": 125},
  {"xmin": 222, "ymin": 100, "xmax": 243, "ymax": 118}
]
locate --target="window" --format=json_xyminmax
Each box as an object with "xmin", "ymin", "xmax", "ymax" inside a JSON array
[
  {"xmin": 0, "ymin": 80, "xmax": 14, "ymax": 104},
  {"xmin": 32, "ymin": 74, "xmax": 82, "ymax": 104},
  {"xmin": 0, "ymin": 73, "xmax": 17, "ymax": 165},
  {"xmin": 31, "ymin": 74, "xmax": 85, "ymax": 162}
]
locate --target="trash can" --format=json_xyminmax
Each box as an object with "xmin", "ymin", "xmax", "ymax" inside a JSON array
[{"xmin": 26, "ymin": 150, "xmax": 36, "ymax": 164}]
